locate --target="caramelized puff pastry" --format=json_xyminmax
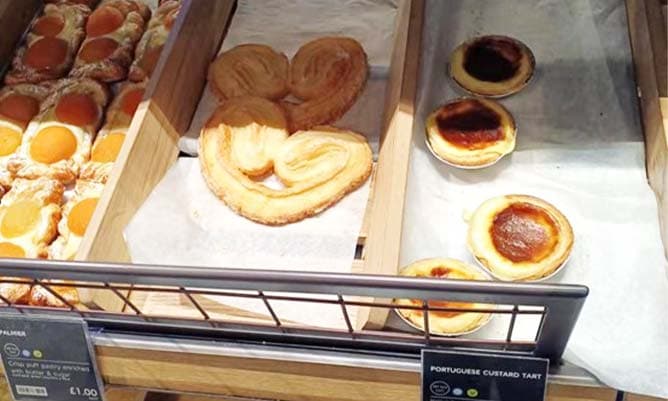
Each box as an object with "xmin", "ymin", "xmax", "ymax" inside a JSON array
[
  {"xmin": 8, "ymin": 79, "xmax": 110, "ymax": 184},
  {"xmin": 70, "ymin": 0, "xmax": 150, "ymax": 82},
  {"xmin": 394, "ymin": 258, "xmax": 492, "ymax": 335},
  {"xmin": 80, "ymin": 81, "xmax": 144, "ymax": 183},
  {"xmin": 49, "ymin": 180, "xmax": 104, "ymax": 260},
  {"xmin": 208, "ymin": 44, "xmax": 289, "ymax": 101},
  {"xmin": 129, "ymin": 0, "xmax": 181, "ymax": 82},
  {"xmin": 0, "ymin": 177, "xmax": 64, "ymax": 259},
  {"xmin": 467, "ymin": 195, "xmax": 574, "ymax": 281},
  {"xmin": 199, "ymin": 96, "xmax": 373, "ymax": 225},
  {"xmin": 283, "ymin": 37, "xmax": 368, "ymax": 132},
  {"xmin": 45, "ymin": 0, "xmax": 100, "ymax": 8},
  {"xmin": 5, "ymin": 3, "xmax": 90, "ymax": 85},
  {"xmin": 0, "ymin": 84, "xmax": 52, "ymax": 188}
]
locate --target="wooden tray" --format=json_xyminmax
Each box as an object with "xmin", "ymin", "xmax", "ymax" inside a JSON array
[{"xmin": 67, "ymin": 0, "xmax": 423, "ymax": 329}]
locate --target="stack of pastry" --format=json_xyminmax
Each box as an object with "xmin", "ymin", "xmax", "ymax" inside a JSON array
[
  {"xmin": 0, "ymin": 0, "xmax": 178, "ymax": 307},
  {"xmin": 201, "ymin": 37, "xmax": 373, "ymax": 224}
]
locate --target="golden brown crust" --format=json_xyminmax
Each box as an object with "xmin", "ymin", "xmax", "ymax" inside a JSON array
[
  {"xmin": 394, "ymin": 258, "xmax": 493, "ymax": 336},
  {"xmin": 5, "ymin": 4, "xmax": 90, "ymax": 85},
  {"xmin": 425, "ymin": 98, "xmax": 516, "ymax": 168},
  {"xmin": 8, "ymin": 79, "xmax": 109, "ymax": 183},
  {"xmin": 285, "ymin": 37, "xmax": 368, "ymax": 132},
  {"xmin": 0, "ymin": 280, "xmax": 33, "ymax": 304},
  {"xmin": 129, "ymin": 0, "xmax": 180, "ymax": 82},
  {"xmin": 199, "ymin": 97, "xmax": 373, "ymax": 225},
  {"xmin": 0, "ymin": 177, "xmax": 64, "ymax": 259},
  {"xmin": 208, "ymin": 44, "xmax": 289, "ymax": 101},
  {"xmin": 450, "ymin": 35, "xmax": 535, "ymax": 98},
  {"xmin": 467, "ymin": 195, "xmax": 574, "ymax": 281},
  {"xmin": 70, "ymin": 0, "xmax": 149, "ymax": 82}
]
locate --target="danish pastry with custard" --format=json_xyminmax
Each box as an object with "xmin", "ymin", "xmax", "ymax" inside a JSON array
[
  {"xmin": 199, "ymin": 97, "xmax": 373, "ymax": 225},
  {"xmin": 394, "ymin": 258, "xmax": 492, "ymax": 336}
]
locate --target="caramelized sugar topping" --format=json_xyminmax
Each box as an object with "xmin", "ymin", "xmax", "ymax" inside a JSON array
[
  {"xmin": 436, "ymin": 99, "xmax": 504, "ymax": 149},
  {"xmin": 409, "ymin": 266, "xmax": 476, "ymax": 319},
  {"xmin": 23, "ymin": 37, "xmax": 68, "ymax": 70},
  {"xmin": 491, "ymin": 202, "xmax": 559, "ymax": 263},
  {"xmin": 464, "ymin": 37, "xmax": 522, "ymax": 82}
]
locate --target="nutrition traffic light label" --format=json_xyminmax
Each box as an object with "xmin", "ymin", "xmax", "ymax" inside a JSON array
[
  {"xmin": 422, "ymin": 349, "xmax": 548, "ymax": 401},
  {"xmin": 0, "ymin": 314, "xmax": 104, "ymax": 401}
]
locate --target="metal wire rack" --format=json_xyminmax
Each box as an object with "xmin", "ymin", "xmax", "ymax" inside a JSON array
[{"xmin": 0, "ymin": 258, "xmax": 587, "ymax": 363}]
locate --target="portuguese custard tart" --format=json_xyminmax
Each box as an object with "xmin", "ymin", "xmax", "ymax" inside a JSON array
[
  {"xmin": 394, "ymin": 258, "xmax": 493, "ymax": 336},
  {"xmin": 425, "ymin": 98, "xmax": 516, "ymax": 168},
  {"xmin": 467, "ymin": 195, "xmax": 574, "ymax": 282},
  {"xmin": 450, "ymin": 35, "xmax": 535, "ymax": 98}
]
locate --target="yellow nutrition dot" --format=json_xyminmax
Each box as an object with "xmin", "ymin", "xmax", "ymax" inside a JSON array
[
  {"xmin": 0, "ymin": 242, "xmax": 25, "ymax": 258},
  {"xmin": 1, "ymin": 201, "xmax": 40, "ymax": 238},
  {"xmin": 91, "ymin": 132, "xmax": 125, "ymax": 163},
  {"xmin": 30, "ymin": 125, "xmax": 77, "ymax": 164},
  {"xmin": 68, "ymin": 197, "xmax": 99, "ymax": 236},
  {"xmin": 0, "ymin": 126, "xmax": 22, "ymax": 156}
]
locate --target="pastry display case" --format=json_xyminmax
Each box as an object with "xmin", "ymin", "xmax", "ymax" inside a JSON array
[{"xmin": 0, "ymin": 0, "xmax": 666, "ymax": 400}]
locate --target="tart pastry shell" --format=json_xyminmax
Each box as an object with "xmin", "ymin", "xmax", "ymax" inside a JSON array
[
  {"xmin": 467, "ymin": 195, "xmax": 574, "ymax": 281},
  {"xmin": 394, "ymin": 258, "xmax": 493, "ymax": 336}
]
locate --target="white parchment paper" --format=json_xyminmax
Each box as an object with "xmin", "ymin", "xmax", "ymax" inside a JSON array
[
  {"xmin": 125, "ymin": 158, "xmax": 370, "ymax": 328},
  {"xmin": 125, "ymin": 0, "xmax": 398, "ymax": 328},
  {"xmin": 399, "ymin": 0, "xmax": 668, "ymax": 397},
  {"xmin": 179, "ymin": 0, "xmax": 399, "ymax": 155}
]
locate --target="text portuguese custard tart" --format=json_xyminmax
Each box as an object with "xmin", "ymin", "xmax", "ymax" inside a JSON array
[
  {"xmin": 450, "ymin": 35, "xmax": 535, "ymax": 98},
  {"xmin": 199, "ymin": 96, "xmax": 373, "ymax": 225},
  {"xmin": 394, "ymin": 258, "xmax": 493, "ymax": 336},
  {"xmin": 426, "ymin": 98, "xmax": 516, "ymax": 168},
  {"xmin": 467, "ymin": 195, "xmax": 574, "ymax": 281}
]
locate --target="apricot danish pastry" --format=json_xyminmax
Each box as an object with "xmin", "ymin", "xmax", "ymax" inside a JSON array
[
  {"xmin": 5, "ymin": 3, "xmax": 90, "ymax": 84},
  {"xmin": 199, "ymin": 97, "xmax": 372, "ymax": 225},
  {"xmin": 70, "ymin": 0, "xmax": 150, "ymax": 82},
  {"xmin": 283, "ymin": 37, "xmax": 368, "ymax": 132},
  {"xmin": 208, "ymin": 44, "xmax": 289, "ymax": 101},
  {"xmin": 129, "ymin": 0, "xmax": 181, "ymax": 81}
]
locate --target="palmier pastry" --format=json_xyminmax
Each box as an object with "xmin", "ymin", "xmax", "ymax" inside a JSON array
[
  {"xmin": 49, "ymin": 180, "xmax": 103, "ymax": 260},
  {"xmin": 0, "ymin": 279, "xmax": 32, "ymax": 304},
  {"xmin": 394, "ymin": 258, "xmax": 492, "ymax": 336},
  {"xmin": 5, "ymin": 3, "xmax": 90, "ymax": 84},
  {"xmin": 283, "ymin": 37, "xmax": 368, "ymax": 132},
  {"xmin": 70, "ymin": 0, "xmax": 150, "ymax": 82},
  {"xmin": 0, "ymin": 84, "xmax": 51, "ymax": 188},
  {"xmin": 8, "ymin": 79, "xmax": 109, "ymax": 183},
  {"xmin": 208, "ymin": 44, "xmax": 289, "ymax": 101},
  {"xmin": 0, "ymin": 177, "xmax": 64, "ymax": 259},
  {"xmin": 129, "ymin": 0, "xmax": 181, "ymax": 81},
  {"xmin": 425, "ymin": 98, "xmax": 516, "ymax": 168},
  {"xmin": 199, "ymin": 96, "xmax": 373, "ymax": 225},
  {"xmin": 450, "ymin": 35, "xmax": 535, "ymax": 98},
  {"xmin": 468, "ymin": 195, "xmax": 574, "ymax": 281},
  {"xmin": 81, "ymin": 81, "xmax": 144, "ymax": 183}
]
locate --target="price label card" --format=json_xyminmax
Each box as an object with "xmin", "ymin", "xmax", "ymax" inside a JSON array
[
  {"xmin": 0, "ymin": 314, "xmax": 104, "ymax": 401},
  {"xmin": 422, "ymin": 350, "xmax": 548, "ymax": 401}
]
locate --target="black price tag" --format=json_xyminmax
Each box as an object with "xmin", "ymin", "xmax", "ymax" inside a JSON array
[
  {"xmin": 0, "ymin": 314, "xmax": 104, "ymax": 401},
  {"xmin": 422, "ymin": 350, "xmax": 548, "ymax": 401}
]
